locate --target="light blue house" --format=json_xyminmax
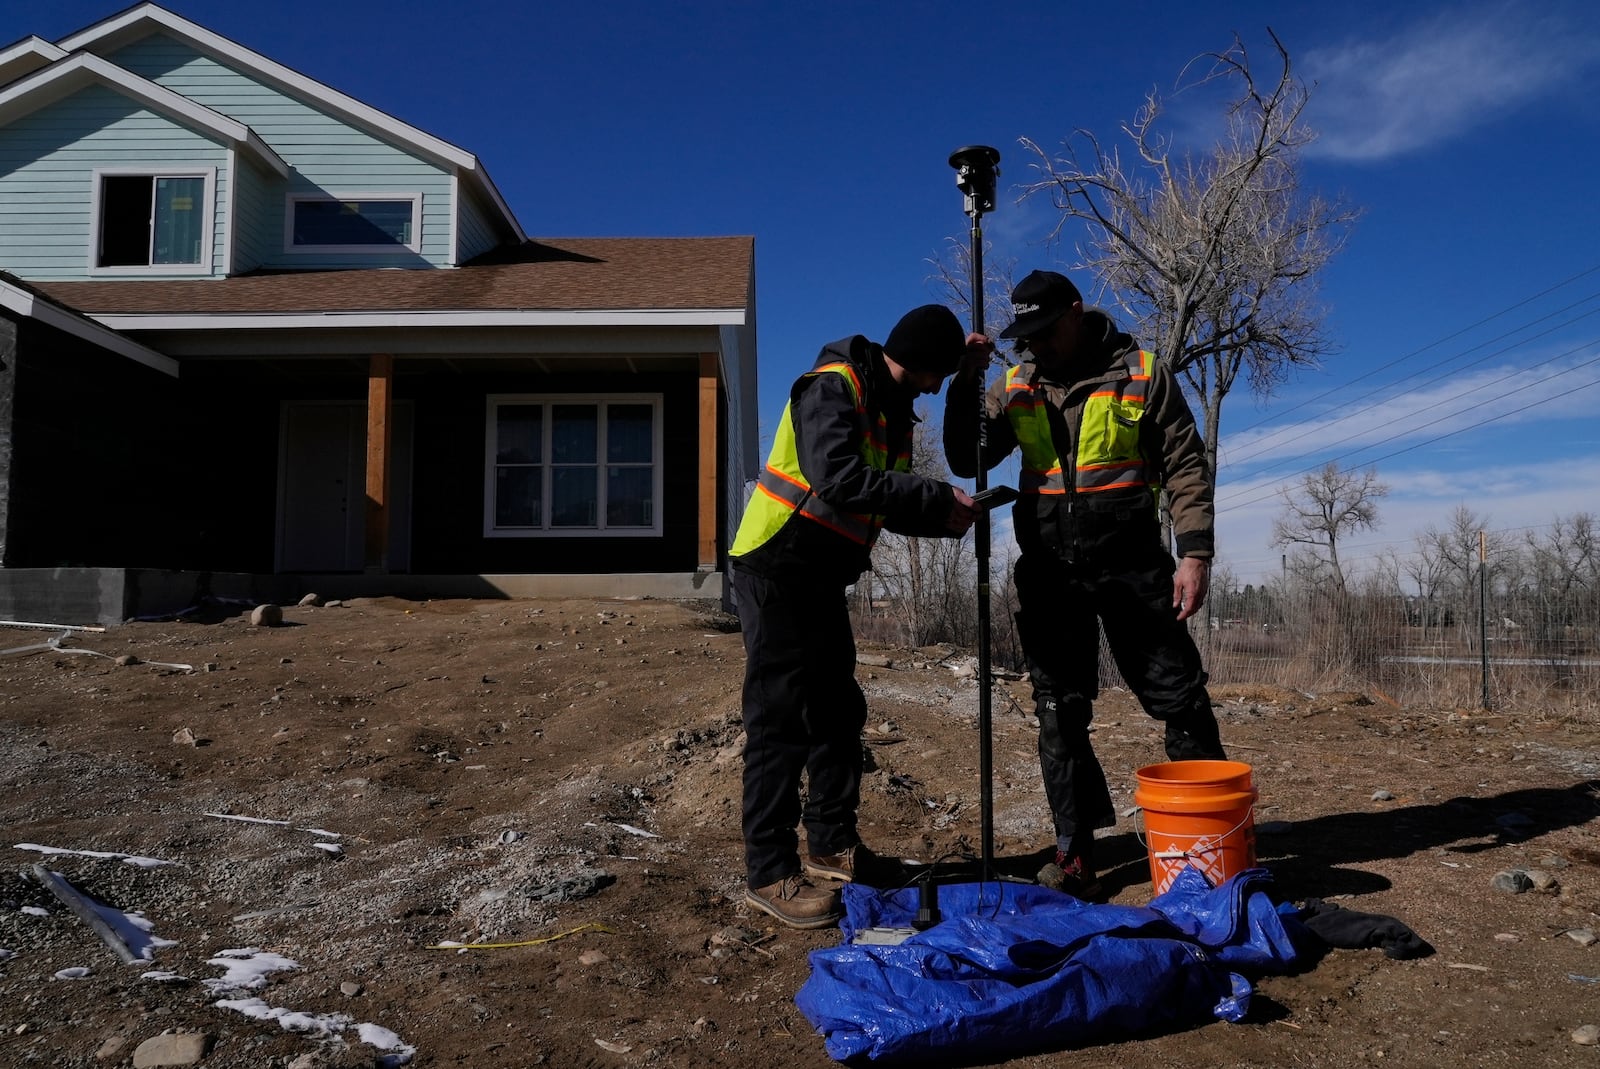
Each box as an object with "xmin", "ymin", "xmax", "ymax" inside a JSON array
[{"xmin": 0, "ymin": 4, "xmax": 758, "ymax": 623}]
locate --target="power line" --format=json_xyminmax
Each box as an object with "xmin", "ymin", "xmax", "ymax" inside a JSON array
[
  {"xmin": 1221, "ymin": 299, "xmax": 1600, "ymax": 470},
  {"xmin": 1222, "ymin": 261, "xmax": 1600, "ymax": 439},
  {"xmin": 1216, "ymin": 352, "xmax": 1600, "ymax": 514},
  {"xmin": 1222, "ymin": 322, "xmax": 1600, "ymax": 475}
]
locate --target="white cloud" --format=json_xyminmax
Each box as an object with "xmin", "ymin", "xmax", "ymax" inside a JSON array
[
  {"xmin": 1217, "ymin": 453, "xmax": 1600, "ymax": 586},
  {"xmin": 1302, "ymin": 5, "xmax": 1599, "ymax": 162},
  {"xmin": 1215, "ymin": 346, "xmax": 1600, "ymax": 489}
]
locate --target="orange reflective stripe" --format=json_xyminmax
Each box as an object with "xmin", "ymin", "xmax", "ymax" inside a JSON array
[
  {"xmin": 798, "ymin": 505, "xmax": 870, "ymax": 544},
  {"xmin": 813, "ymin": 363, "xmax": 865, "ymax": 413}
]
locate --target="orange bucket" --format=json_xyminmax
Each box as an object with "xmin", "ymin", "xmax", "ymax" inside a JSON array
[{"xmin": 1133, "ymin": 760, "xmax": 1257, "ymax": 895}]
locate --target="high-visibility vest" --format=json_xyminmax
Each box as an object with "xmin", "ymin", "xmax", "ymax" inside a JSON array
[
  {"xmin": 730, "ymin": 362, "xmax": 911, "ymax": 556},
  {"xmin": 1004, "ymin": 348, "xmax": 1160, "ymax": 499}
]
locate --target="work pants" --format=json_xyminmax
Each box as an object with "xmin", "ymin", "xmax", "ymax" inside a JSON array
[
  {"xmin": 1014, "ymin": 552, "xmax": 1225, "ymax": 857},
  {"xmin": 730, "ymin": 566, "xmax": 867, "ymax": 889}
]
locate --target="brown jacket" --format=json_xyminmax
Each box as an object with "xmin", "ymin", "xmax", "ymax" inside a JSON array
[{"xmin": 944, "ymin": 309, "xmax": 1214, "ymax": 562}]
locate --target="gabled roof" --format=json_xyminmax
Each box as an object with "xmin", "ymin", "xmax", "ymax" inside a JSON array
[
  {"xmin": 0, "ymin": 36, "xmax": 67, "ymax": 88},
  {"xmin": 0, "ymin": 271, "xmax": 177, "ymax": 376},
  {"xmin": 34, "ymin": 237, "xmax": 755, "ymax": 329},
  {"xmin": 56, "ymin": 3, "xmax": 525, "ymax": 243},
  {"xmin": 0, "ymin": 51, "xmax": 289, "ymax": 177}
]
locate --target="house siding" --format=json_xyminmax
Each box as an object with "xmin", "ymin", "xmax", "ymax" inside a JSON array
[
  {"xmin": 137, "ymin": 360, "xmax": 702, "ymax": 575},
  {"xmin": 456, "ymin": 182, "xmax": 500, "ymax": 264},
  {"xmin": 230, "ymin": 152, "xmax": 277, "ymax": 273},
  {"xmin": 0, "ymin": 315, "xmax": 193, "ymax": 568},
  {"xmin": 0, "ymin": 84, "xmax": 228, "ymax": 280},
  {"xmin": 409, "ymin": 370, "xmax": 702, "ymax": 574},
  {"xmin": 106, "ymin": 34, "xmax": 456, "ymax": 270}
]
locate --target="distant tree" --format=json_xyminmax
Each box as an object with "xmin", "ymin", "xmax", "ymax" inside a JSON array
[
  {"xmin": 1414, "ymin": 505, "xmax": 1511, "ymax": 650},
  {"xmin": 1271, "ymin": 462, "xmax": 1388, "ymax": 594},
  {"xmin": 1521, "ymin": 512, "xmax": 1597, "ymax": 650},
  {"xmin": 1018, "ymin": 30, "xmax": 1360, "ymax": 491},
  {"xmin": 863, "ymin": 418, "xmax": 975, "ymax": 648}
]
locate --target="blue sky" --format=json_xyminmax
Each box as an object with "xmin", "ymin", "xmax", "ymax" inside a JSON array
[{"xmin": 23, "ymin": 0, "xmax": 1600, "ymax": 585}]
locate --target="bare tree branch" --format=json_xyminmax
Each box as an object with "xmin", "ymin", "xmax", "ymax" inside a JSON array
[{"xmin": 1017, "ymin": 30, "xmax": 1361, "ymax": 504}]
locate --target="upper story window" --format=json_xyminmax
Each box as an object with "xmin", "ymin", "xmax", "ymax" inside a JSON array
[
  {"xmin": 287, "ymin": 193, "xmax": 421, "ymax": 253},
  {"xmin": 485, "ymin": 395, "xmax": 664, "ymax": 538},
  {"xmin": 92, "ymin": 168, "xmax": 214, "ymax": 274}
]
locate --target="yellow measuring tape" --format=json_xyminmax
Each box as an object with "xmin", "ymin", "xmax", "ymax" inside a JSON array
[{"xmin": 426, "ymin": 922, "xmax": 615, "ymax": 950}]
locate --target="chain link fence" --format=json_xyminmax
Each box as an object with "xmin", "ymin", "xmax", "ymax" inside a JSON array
[{"xmin": 852, "ymin": 536, "xmax": 1598, "ymax": 714}]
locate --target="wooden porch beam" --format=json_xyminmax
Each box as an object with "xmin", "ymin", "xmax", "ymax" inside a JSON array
[
  {"xmin": 364, "ymin": 353, "xmax": 393, "ymax": 573},
  {"xmin": 697, "ymin": 352, "xmax": 720, "ymax": 571}
]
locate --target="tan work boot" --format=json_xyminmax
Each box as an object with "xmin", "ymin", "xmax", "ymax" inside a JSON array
[
  {"xmin": 802, "ymin": 843, "xmax": 903, "ymax": 887},
  {"xmin": 745, "ymin": 874, "xmax": 842, "ymax": 930}
]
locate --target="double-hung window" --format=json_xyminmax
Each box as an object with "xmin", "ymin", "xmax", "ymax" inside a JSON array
[
  {"xmin": 287, "ymin": 193, "xmax": 421, "ymax": 253},
  {"xmin": 486, "ymin": 395, "xmax": 662, "ymax": 537},
  {"xmin": 93, "ymin": 168, "xmax": 213, "ymax": 272}
]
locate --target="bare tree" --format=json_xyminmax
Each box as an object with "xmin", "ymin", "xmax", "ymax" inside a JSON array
[
  {"xmin": 1521, "ymin": 512, "xmax": 1598, "ymax": 652},
  {"xmin": 1271, "ymin": 462, "xmax": 1388, "ymax": 594},
  {"xmin": 1018, "ymin": 30, "xmax": 1360, "ymax": 484},
  {"xmin": 861, "ymin": 417, "xmax": 977, "ymax": 649},
  {"xmin": 927, "ymin": 236, "xmax": 1016, "ymax": 338},
  {"xmin": 1415, "ymin": 505, "xmax": 1511, "ymax": 650}
]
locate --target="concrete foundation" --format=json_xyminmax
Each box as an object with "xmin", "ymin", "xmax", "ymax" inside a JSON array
[{"xmin": 0, "ymin": 568, "xmax": 722, "ymax": 628}]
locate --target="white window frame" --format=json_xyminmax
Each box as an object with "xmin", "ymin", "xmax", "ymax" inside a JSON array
[
  {"xmin": 284, "ymin": 191, "xmax": 422, "ymax": 254},
  {"xmin": 88, "ymin": 165, "xmax": 216, "ymax": 276},
  {"xmin": 484, "ymin": 394, "xmax": 665, "ymax": 538}
]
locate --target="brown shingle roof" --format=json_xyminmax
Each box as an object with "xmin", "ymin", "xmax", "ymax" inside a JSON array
[{"xmin": 34, "ymin": 237, "xmax": 753, "ymax": 316}]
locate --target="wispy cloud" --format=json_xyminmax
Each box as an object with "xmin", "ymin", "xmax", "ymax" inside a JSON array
[
  {"xmin": 1217, "ymin": 454, "xmax": 1600, "ymax": 583},
  {"xmin": 1215, "ymin": 344, "xmax": 1600, "ymax": 490},
  {"xmin": 1301, "ymin": 4, "xmax": 1599, "ymax": 162}
]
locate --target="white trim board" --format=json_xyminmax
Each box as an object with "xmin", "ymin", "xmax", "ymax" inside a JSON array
[
  {"xmin": 0, "ymin": 52, "xmax": 288, "ymax": 177},
  {"xmin": 89, "ymin": 309, "xmax": 749, "ymax": 331}
]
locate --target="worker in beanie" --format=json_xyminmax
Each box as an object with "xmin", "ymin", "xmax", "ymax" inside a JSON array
[
  {"xmin": 944, "ymin": 269, "xmax": 1224, "ymax": 900},
  {"xmin": 729, "ymin": 303, "xmax": 986, "ymax": 929}
]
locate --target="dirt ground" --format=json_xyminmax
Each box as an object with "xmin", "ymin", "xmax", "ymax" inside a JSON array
[{"xmin": 1, "ymin": 594, "xmax": 1598, "ymax": 1069}]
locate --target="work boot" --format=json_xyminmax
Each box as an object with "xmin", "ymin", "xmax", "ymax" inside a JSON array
[
  {"xmin": 1037, "ymin": 850, "xmax": 1104, "ymax": 901},
  {"xmin": 745, "ymin": 874, "xmax": 843, "ymax": 930},
  {"xmin": 802, "ymin": 843, "xmax": 904, "ymax": 887}
]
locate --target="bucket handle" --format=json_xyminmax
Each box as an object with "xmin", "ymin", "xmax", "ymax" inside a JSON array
[{"xmin": 1133, "ymin": 806, "xmax": 1255, "ymax": 860}]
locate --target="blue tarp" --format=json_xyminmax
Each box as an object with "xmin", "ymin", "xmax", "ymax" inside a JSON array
[{"xmin": 795, "ymin": 867, "xmax": 1314, "ymax": 1063}]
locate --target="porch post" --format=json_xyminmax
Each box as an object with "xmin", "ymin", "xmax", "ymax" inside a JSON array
[
  {"xmin": 364, "ymin": 353, "xmax": 394, "ymax": 573},
  {"xmin": 697, "ymin": 352, "xmax": 720, "ymax": 572}
]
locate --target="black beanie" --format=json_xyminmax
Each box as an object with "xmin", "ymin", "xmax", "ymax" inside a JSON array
[{"xmin": 884, "ymin": 304, "xmax": 965, "ymax": 375}]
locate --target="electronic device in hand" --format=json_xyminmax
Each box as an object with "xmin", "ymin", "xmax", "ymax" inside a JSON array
[{"xmin": 971, "ymin": 485, "xmax": 1018, "ymax": 509}]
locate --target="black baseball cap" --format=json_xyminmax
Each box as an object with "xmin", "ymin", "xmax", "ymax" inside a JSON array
[{"xmin": 998, "ymin": 270, "xmax": 1083, "ymax": 340}]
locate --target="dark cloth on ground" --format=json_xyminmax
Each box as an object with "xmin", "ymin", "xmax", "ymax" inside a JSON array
[{"xmin": 1297, "ymin": 898, "xmax": 1434, "ymax": 960}]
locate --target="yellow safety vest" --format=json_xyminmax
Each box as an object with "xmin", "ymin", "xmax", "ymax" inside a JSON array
[
  {"xmin": 1004, "ymin": 349, "xmax": 1160, "ymax": 499},
  {"xmin": 731, "ymin": 362, "xmax": 911, "ymax": 555}
]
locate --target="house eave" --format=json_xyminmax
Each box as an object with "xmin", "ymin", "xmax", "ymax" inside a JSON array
[
  {"xmin": 0, "ymin": 36, "xmax": 68, "ymax": 88},
  {"xmin": 88, "ymin": 309, "xmax": 750, "ymax": 331},
  {"xmin": 0, "ymin": 52, "xmax": 290, "ymax": 178},
  {"xmin": 56, "ymin": 3, "xmax": 518, "ymax": 236},
  {"xmin": 0, "ymin": 277, "xmax": 179, "ymax": 377}
]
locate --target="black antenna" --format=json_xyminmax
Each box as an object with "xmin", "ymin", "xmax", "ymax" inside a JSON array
[{"xmin": 948, "ymin": 145, "xmax": 1000, "ymax": 878}]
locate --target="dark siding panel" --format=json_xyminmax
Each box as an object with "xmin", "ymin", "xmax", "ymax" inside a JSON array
[
  {"xmin": 0, "ymin": 345, "xmax": 705, "ymax": 577},
  {"xmin": 0, "ymin": 315, "xmax": 16, "ymax": 565},
  {"xmin": 5, "ymin": 319, "xmax": 194, "ymax": 568}
]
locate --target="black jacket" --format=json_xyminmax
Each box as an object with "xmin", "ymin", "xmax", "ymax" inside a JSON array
[
  {"xmin": 944, "ymin": 310, "xmax": 1214, "ymax": 564},
  {"xmin": 732, "ymin": 336, "xmax": 957, "ymax": 584}
]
